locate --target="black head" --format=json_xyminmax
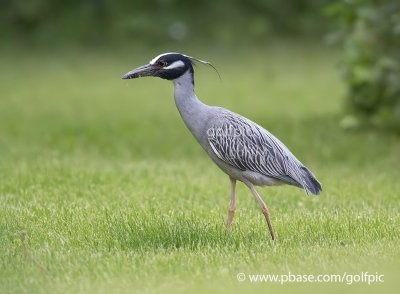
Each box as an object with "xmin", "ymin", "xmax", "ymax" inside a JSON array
[
  {"xmin": 122, "ymin": 52, "xmax": 193, "ymax": 81},
  {"xmin": 122, "ymin": 52, "xmax": 219, "ymax": 82}
]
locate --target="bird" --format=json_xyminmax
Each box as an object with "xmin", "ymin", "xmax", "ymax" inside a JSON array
[{"xmin": 122, "ymin": 52, "xmax": 322, "ymax": 240}]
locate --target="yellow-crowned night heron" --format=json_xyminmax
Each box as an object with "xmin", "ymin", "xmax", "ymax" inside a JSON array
[{"xmin": 122, "ymin": 52, "xmax": 322, "ymax": 240}]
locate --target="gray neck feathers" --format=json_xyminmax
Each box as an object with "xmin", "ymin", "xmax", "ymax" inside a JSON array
[{"xmin": 173, "ymin": 70, "xmax": 210, "ymax": 140}]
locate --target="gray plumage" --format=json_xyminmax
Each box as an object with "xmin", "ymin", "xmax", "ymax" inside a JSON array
[
  {"xmin": 172, "ymin": 70, "xmax": 321, "ymax": 196},
  {"xmin": 207, "ymin": 109, "xmax": 321, "ymax": 196},
  {"xmin": 122, "ymin": 52, "xmax": 322, "ymax": 240}
]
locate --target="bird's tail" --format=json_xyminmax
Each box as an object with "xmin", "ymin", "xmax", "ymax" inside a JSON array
[{"xmin": 299, "ymin": 166, "xmax": 322, "ymax": 196}]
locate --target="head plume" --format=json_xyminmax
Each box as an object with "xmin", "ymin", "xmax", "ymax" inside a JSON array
[{"xmin": 182, "ymin": 54, "xmax": 221, "ymax": 80}]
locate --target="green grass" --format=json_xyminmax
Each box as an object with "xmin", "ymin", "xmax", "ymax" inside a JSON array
[{"xmin": 1, "ymin": 42, "xmax": 399, "ymax": 294}]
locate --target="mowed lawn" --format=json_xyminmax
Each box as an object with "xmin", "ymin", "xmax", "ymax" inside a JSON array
[{"xmin": 0, "ymin": 42, "xmax": 399, "ymax": 294}]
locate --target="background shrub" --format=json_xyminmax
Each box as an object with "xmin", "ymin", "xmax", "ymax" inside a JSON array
[{"xmin": 327, "ymin": 0, "xmax": 400, "ymax": 131}]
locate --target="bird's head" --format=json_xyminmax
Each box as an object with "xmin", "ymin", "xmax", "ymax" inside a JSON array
[{"xmin": 122, "ymin": 52, "xmax": 218, "ymax": 81}]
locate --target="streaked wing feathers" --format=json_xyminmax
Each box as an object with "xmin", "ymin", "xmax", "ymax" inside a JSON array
[{"xmin": 207, "ymin": 109, "xmax": 312, "ymax": 192}]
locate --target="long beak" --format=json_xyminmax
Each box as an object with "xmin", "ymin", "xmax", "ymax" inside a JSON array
[{"xmin": 122, "ymin": 64, "xmax": 159, "ymax": 79}]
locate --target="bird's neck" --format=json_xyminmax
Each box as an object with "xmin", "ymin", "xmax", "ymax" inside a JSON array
[{"xmin": 173, "ymin": 70, "xmax": 210, "ymax": 138}]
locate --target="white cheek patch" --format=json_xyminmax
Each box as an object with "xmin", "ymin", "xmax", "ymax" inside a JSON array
[{"xmin": 164, "ymin": 60, "xmax": 185, "ymax": 70}]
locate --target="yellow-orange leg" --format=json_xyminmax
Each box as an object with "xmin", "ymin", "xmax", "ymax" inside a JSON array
[
  {"xmin": 248, "ymin": 183, "xmax": 275, "ymax": 240},
  {"xmin": 226, "ymin": 177, "xmax": 236, "ymax": 230}
]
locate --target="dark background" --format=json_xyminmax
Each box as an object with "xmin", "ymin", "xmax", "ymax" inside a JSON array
[{"xmin": 1, "ymin": 0, "xmax": 333, "ymax": 44}]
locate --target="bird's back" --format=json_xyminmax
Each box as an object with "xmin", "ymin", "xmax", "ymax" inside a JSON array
[{"xmin": 205, "ymin": 107, "xmax": 322, "ymax": 196}]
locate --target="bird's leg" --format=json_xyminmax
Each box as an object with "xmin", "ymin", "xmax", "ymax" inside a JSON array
[
  {"xmin": 226, "ymin": 177, "xmax": 236, "ymax": 230},
  {"xmin": 248, "ymin": 183, "xmax": 275, "ymax": 240}
]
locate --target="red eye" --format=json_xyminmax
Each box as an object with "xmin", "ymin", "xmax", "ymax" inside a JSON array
[{"xmin": 157, "ymin": 60, "xmax": 167, "ymax": 68}]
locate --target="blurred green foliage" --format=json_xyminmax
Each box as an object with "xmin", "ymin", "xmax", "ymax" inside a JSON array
[
  {"xmin": 1, "ymin": 0, "xmax": 333, "ymax": 44},
  {"xmin": 327, "ymin": 0, "xmax": 400, "ymax": 131},
  {"xmin": 3, "ymin": 0, "xmax": 400, "ymax": 132}
]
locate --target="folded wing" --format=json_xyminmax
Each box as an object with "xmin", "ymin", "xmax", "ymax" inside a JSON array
[{"xmin": 207, "ymin": 109, "xmax": 322, "ymax": 195}]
